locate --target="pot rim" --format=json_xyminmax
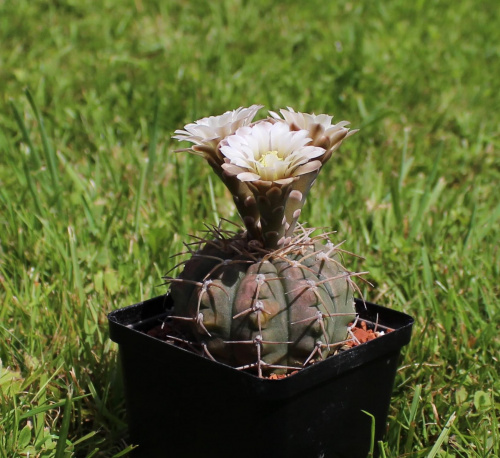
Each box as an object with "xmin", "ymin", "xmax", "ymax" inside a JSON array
[{"xmin": 108, "ymin": 294, "xmax": 414, "ymax": 397}]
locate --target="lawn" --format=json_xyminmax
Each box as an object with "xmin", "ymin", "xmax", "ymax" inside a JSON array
[{"xmin": 0, "ymin": 0, "xmax": 498, "ymax": 456}]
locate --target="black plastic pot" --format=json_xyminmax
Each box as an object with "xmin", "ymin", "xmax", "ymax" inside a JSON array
[{"xmin": 108, "ymin": 295, "xmax": 413, "ymax": 458}]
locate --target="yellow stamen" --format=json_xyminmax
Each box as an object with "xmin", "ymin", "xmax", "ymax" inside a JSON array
[{"xmin": 258, "ymin": 151, "xmax": 283, "ymax": 167}]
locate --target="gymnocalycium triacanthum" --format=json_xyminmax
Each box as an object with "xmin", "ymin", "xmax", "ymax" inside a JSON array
[{"xmin": 166, "ymin": 106, "xmax": 365, "ymax": 377}]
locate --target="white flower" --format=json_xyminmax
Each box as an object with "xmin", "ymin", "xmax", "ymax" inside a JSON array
[
  {"xmin": 220, "ymin": 121, "xmax": 326, "ymax": 184},
  {"xmin": 269, "ymin": 107, "xmax": 356, "ymax": 158},
  {"xmin": 172, "ymin": 105, "xmax": 263, "ymax": 150},
  {"xmin": 270, "ymin": 107, "xmax": 335, "ymax": 130}
]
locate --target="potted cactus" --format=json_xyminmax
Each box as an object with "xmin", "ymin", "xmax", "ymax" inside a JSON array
[{"xmin": 108, "ymin": 106, "xmax": 414, "ymax": 458}]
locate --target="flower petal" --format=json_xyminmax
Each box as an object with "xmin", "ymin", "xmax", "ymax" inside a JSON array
[
  {"xmin": 172, "ymin": 105, "xmax": 263, "ymax": 146},
  {"xmin": 293, "ymin": 160, "xmax": 322, "ymax": 176},
  {"xmin": 237, "ymin": 171, "xmax": 261, "ymax": 181}
]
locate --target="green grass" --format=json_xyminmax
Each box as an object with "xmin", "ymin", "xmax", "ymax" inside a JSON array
[{"xmin": 0, "ymin": 0, "xmax": 498, "ymax": 456}]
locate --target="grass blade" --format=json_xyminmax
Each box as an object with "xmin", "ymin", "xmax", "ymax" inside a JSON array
[
  {"xmin": 9, "ymin": 100, "xmax": 42, "ymax": 170},
  {"xmin": 68, "ymin": 226, "xmax": 84, "ymax": 305},
  {"xmin": 410, "ymin": 143, "xmax": 443, "ymax": 238},
  {"xmin": 111, "ymin": 445, "xmax": 137, "ymax": 457},
  {"xmin": 25, "ymin": 88, "xmax": 60, "ymax": 199},
  {"xmin": 404, "ymin": 384, "xmax": 422, "ymax": 453},
  {"xmin": 19, "ymin": 394, "xmax": 90, "ymax": 420},
  {"xmin": 133, "ymin": 158, "xmax": 148, "ymax": 236},
  {"xmin": 146, "ymin": 97, "xmax": 159, "ymax": 180},
  {"xmin": 54, "ymin": 392, "xmax": 73, "ymax": 458},
  {"xmin": 427, "ymin": 412, "xmax": 457, "ymax": 458},
  {"xmin": 361, "ymin": 410, "xmax": 376, "ymax": 457},
  {"xmin": 390, "ymin": 177, "xmax": 402, "ymax": 226}
]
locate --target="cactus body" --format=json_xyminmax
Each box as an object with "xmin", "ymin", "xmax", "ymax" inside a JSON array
[{"xmin": 170, "ymin": 230, "xmax": 356, "ymax": 377}]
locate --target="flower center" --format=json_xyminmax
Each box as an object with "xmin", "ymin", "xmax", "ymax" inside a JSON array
[{"xmin": 258, "ymin": 151, "xmax": 283, "ymax": 167}]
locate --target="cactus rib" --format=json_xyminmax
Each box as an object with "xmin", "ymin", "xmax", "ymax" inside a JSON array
[{"xmin": 166, "ymin": 224, "xmax": 364, "ymax": 377}]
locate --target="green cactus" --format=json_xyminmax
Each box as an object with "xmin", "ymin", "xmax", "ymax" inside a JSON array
[
  {"xmin": 168, "ymin": 106, "xmax": 362, "ymax": 377},
  {"xmin": 168, "ymin": 228, "xmax": 358, "ymax": 377}
]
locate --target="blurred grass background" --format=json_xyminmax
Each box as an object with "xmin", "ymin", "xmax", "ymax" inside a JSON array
[{"xmin": 0, "ymin": 0, "xmax": 498, "ymax": 456}]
